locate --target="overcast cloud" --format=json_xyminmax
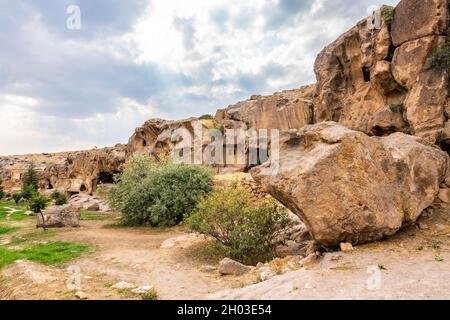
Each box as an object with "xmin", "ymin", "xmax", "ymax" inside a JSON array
[{"xmin": 0, "ymin": 0, "xmax": 399, "ymax": 155}]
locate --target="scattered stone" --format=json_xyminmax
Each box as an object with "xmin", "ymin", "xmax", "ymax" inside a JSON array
[
  {"xmin": 304, "ymin": 282, "xmax": 315, "ymax": 289},
  {"xmin": 340, "ymin": 243, "xmax": 354, "ymax": 252},
  {"xmin": 200, "ymin": 265, "xmax": 217, "ymax": 273},
  {"xmin": 160, "ymin": 234, "xmax": 201, "ymax": 249},
  {"xmin": 112, "ymin": 281, "xmax": 136, "ymax": 290},
  {"xmin": 84, "ymin": 276, "xmax": 93, "ymax": 280},
  {"xmin": 418, "ymin": 222, "xmax": 429, "ymax": 230},
  {"xmin": 259, "ymin": 267, "xmax": 276, "ymax": 282},
  {"xmin": 131, "ymin": 286, "xmax": 154, "ymax": 295},
  {"xmin": 219, "ymin": 258, "xmax": 252, "ymax": 276},
  {"xmin": 438, "ymin": 189, "xmax": 450, "ymax": 203},
  {"xmin": 75, "ymin": 291, "xmax": 88, "ymax": 300}
]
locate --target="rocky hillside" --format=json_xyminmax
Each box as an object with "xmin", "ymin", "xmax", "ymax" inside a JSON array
[{"xmin": 0, "ymin": 0, "xmax": 448, "ymax": 246}]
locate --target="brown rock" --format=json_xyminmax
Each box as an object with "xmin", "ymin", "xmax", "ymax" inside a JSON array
[
  {"xmin": 391, "ymin": 0, "xmax": 448, "ymax": 46},
  {"xmin": 438, "ymin": 188, "xmax": 450, "ymax": 203},
  {"xmin": 37, "ymin": 205, "xmax": 80, "ymax": 228},
  {"xmin": 340, "ymin": 243, "xmax": 354, "ymax": 252},
  {"xmin": 219, "ymin": 258, "xmax": 252, "ymax": 276},
  {"xmin": 251, "ymin": 122, "xmax": 449, "ymax": 246},
  {"xmin": 392, "ymin": 36, "xmax": 446, "ymax": 90}
]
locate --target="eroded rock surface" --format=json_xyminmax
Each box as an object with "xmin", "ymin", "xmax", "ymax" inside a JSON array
[
  {"xmin": 251, "ymin": 122, "xmax": 449, "ymax": 246},
  {"xmin": 37, "ymin": 204, "xmax": 81, "ymax": 228}
]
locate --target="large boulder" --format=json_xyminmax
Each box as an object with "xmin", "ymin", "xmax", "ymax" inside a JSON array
[
  {"xmin": 391, "ymin": 0, "xmax": 448, "ymax": 47},
  {"xmin": 251, "ymin": 122, "xmax": 449, "ymax": 246},
  {"xmin": 36, "ymin": 205, "xmax": 80, "ymax": 228}
]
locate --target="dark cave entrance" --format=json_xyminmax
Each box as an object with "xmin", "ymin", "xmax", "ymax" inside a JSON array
[
  {"xmin": 98, "ymin": 172, "xmax": 116, "ymax": 184},
  {"xmin": 80, "ymin": 184, "xmax": 87, "ymax": 192},
  {"xmin": 362, "ymin": 67, "xmax": 371, "ymax": 82},
  {"xmin": 46, "ymin": 180, "xmax": 54, "ymax": 190}
]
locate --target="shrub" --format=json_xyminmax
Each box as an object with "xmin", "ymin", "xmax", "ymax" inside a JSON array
[
  {"xmin": 12, "ymin": 193, "xmax": 23, "ymax": 205},
  {"xmin": 384, "ymin": 6, "xmax": 395, "ymax": 25},
  {"xmin": 108, "ymin": 155, "xmax": 214, "ymax": 227},
  {"xmin": 424, "ymin": 41, "xmax": 450, "ymax": 72},
  {"xmin": 0, "ymin": 177, "xmax": 4, "ymax": 199},
  {"xmin": 51, "ymin": 191, "xmax": 68, "ymax": 206},
  {"xmin": 199, "ymin": 114, "xmax": 214, "ymax": 120},
  {"xmin": 142, "ymin": 289, "xmax": 159, "ymax": 300},
  {"xmin": 186, "ymin": 185, "xmax": 294, "ymax": 265}
]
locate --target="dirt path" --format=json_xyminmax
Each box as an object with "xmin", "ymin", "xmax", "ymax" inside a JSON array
[{"xmin": 1, "ymin": 205, "xmax": 449, "ymax": 300}]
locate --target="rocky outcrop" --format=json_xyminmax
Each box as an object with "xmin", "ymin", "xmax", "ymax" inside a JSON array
[
  {"xmin": 0, "ymin": 145, "xmax": 126, "ymax": 195},
  {"xmin": 251, "ymin": 122, "xmax": 449, "ymax": 246},
  {"xmin": 37, "ymin": 204, "xmax": 80, "ymax": 228},
  {"xmin": 313, "ymin": 1, "xmax": 449, "ymax": 143},
  {"xmin": 40, "ymin": 145, "xmax": 126, "ymax": 195},
  {"xmin": 215, "ymin": 86, "xmax": 315, "ymax": 132}
]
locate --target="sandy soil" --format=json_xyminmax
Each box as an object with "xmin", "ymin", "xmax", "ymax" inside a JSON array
[{"xmin": 1, "ymin": 204, "xmax": 449, "ymax": 300}]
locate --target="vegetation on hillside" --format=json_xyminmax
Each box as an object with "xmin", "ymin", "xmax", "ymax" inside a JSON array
[{"xmin": 424, "ymin": 41, "xmax": 450, "ymax": 72}]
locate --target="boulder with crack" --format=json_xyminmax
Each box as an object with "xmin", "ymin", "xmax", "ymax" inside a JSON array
[{"xmin": 251, "ymin": 122, "xmax": 449, "ymax": 247}]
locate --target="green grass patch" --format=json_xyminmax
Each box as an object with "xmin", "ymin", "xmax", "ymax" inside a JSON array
[
  {"xmin": 0, "ymin": 226, "xmax": 19, "ymax": 235},
  {"xmin": 142, "ymin": 290, "xmax": 158, "ymax": 301},
  {"xmin": 0, "ymin": 241, "xmax": 92, "ymax": 268},
  {"xmin": 8, "ymin": 229, "xmax": 58, "ymax": 246},
  {"xmin": 80, "ymin": 209, "xmax": 113, "ymax": 221},
  {"xmin": 0, "ymin": 201, "xmax": 30, "ymax": 221}
]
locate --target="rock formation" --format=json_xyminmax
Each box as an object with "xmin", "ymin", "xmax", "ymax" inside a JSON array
[
  {"xmin": 0, "ymin": 0, "xmax": 448, "ymax": 247},
  {"xmin": 251, "ymin": 122, "xmax": 449, "ymax": 246},
  {"xmin": 37, "ymin": 204, "xmax": 81, "ymax": 228}
]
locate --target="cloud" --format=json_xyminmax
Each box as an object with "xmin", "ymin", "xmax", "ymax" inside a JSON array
[{"xmin": 0, "ymin": 0, "xmax": 400, "ymax": 155}]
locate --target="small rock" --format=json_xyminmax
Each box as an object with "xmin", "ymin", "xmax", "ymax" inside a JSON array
[
  {"xmin": 438, "ymin": 188, "xmax": 450, "ymax": 203},
  {"xmin": 259, "ymin": 267, "xmax": 276, "ymax": 282},
  {"xmin": 304, "ymin": 282, "xmax": 315, "ymax": 289},
  {"xmin": 84, "ymin": 276, "xmax": 93, "ymax": 280},
  {"xmin": 219, "ymin": 258, "xmax": 252, "ymax": 276},
  {"xmin": 112, "ymin": 281, "xmax": 136, "ymax": 290},
  {"xmin": 340, "ymin": 242, "xmax": 354, "ymax": 252},
  {"xmin": 300, "ymin": 253, "xmax": 318, "ymax": 266},
  {"xmin": 75, "ymin": 291, "xmax": 88, "ymax": 300},
  {"xmin": 200, "ymin": 265, "xmax": 217, "ymax": 273},
  {"xmin": 131, "ymin": 286, "xmax": 154, "ymax": 294},
  {"xmin": 418, "ymin": 222, "xmax": 429, "ymax": 230}
]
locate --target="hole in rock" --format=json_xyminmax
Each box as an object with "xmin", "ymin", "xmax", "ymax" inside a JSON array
[
  {"xmin": 98, "ymin": 172, "xmax": 115, "ymax": 184},
  {"xmin": 46, "ymin": 180, "xmax": 53, "ymax": 190},
  {"xmin": 362, "ymin": 67, "xmax": 371, "ymax": 82},
  {"xmin": 80, "ymin": 184, "xmax": 87, "ymax": 192}
]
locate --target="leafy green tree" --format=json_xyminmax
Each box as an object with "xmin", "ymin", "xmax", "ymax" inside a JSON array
[
  {"xmin": 22, "ymin": 165, "xmax": 40, "ymax": 192},
  {"xmin": 29, "ymin": 193, "xmax": 51, "ymax": 231}
]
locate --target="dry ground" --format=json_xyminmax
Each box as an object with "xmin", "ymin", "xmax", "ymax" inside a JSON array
[{"xmin": 0, "ymin": 204, "xmax": 449, "ymax": 300}]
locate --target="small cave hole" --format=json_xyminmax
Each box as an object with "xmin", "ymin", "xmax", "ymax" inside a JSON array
[
  {"xmin": 439, "ymin": 141, "xmax": 450, "ymax": 155},
  {"xmin": 98, "ymin": 172, "xmax": 115, "ymax": 184},
  {"xmin": 142, "ymin": 139, "xmax": 147, "ymax": 147},
  {"xmin": 80, "ymin": 184, "xmax": 87, "ymax": 192},
  {"xmin": 362, "ymin": 67, "xmax": 371, "ymax": 82},
  {"xmin": 46, "ymin": 180, "xmax": 53, "ymax": 190}
]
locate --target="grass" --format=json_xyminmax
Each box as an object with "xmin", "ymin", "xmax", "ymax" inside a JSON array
[
  {"xmin": 0, "ymin": 201, "xmax": 30, "ymax": 221},
  {"xmin": 0, "ymin": 226, "xmax": 19, "ymax": 235},
  {"xmin": 142, "ymin": 289, "xmax": 158, "ymax": 301},
  {"xmin": 378, "ymin": 264, "xmax": 387, "ymax": 270},
  {"xmin": 0, "ymin": 241, "xmax": 92, "ymax": 268},
  {"xmin": 80, "ymin": 209, "xmax": 113, "ymax": 221},
  {"xmin": 435, "ymin": 254, "xmax": 444, "ymax": 262},
  {"xmin": 8, "ymin": 229, "xmax": 58, "ymax": 246}
]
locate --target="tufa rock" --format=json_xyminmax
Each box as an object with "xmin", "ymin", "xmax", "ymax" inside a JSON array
[
  {"xmin": 219, "ymin": 258, "xmax": 252, "ymax": 276},
  {"xmin": 36, "ymin": 205, "xmax": 80, "ymax": 228},
  {"xmin": 340, "ymin": 243, "xmax": 354, "ymax": 252},
  {"xmin": 251, "ymin": 122, "xmax": 449, "ymax": 247}
]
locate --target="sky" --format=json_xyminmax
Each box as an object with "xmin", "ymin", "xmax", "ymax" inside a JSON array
[{"xmin": 0, "ymin": 0, "xmax": 399, "ymax": 155}]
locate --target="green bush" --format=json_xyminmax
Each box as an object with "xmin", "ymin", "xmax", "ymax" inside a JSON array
[
  {"xmin": 12, "ymin": 193, "xmax": 23, "ymax": 205},
  {"xmin": 50, "ymin": 191, "xmax": 68, "ymax": 206},
  {"xmin": 424, "ymin": 41, "xmax": 450, "ymax": 72},
  {"xmin": 0, "ymin": 177, "xmax": 4, "ymax": 199},
  {"xmin": 199, "ymin": 114, "xmax": 214, "ymax": 120},
  {"xmin": 186, "ymin": 186, "xmax": 294, "ymax": 265},
  {"xmin": 108, "ymin": 155, "xmax": 214, "ymax": 227},
  {"xmin": 384, "ymin": 6, "xmax": 395, "ymax": 25}
]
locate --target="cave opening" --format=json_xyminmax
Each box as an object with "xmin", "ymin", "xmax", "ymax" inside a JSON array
[
  {"xmin": 362, "ymin": 67, "xmax": 371, "ymax": 82},
  {"xmin": 98, "ymin": 172, "xmax": 115, "ymax": 184},
  {"xmin": 80, "ymin": 184, "xmax": 87, "ymax": 192},
  {"xmin": 439, "ymin": 140, "xmax": 450, "ymax": 155},
  {"xmin": 142, "ymin": 139, "xmax": 147, "ymax": 147},
  {"xmin": 46, "ymin": 180, "xmax": 53, "ymax": 190}
]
